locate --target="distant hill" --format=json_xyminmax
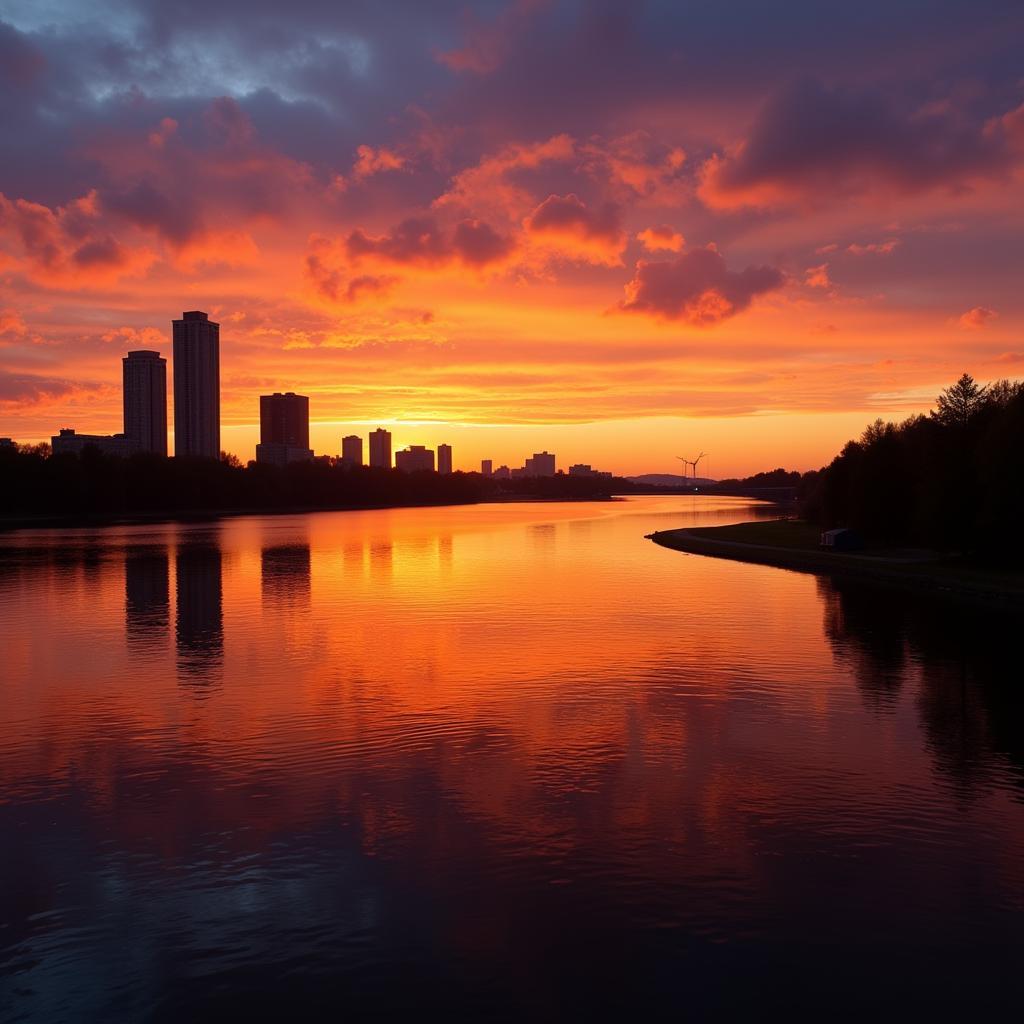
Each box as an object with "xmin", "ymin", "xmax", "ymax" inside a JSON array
[{"xmin": 628, "ymin": 474, "xmax": 716, "ymax": 488}]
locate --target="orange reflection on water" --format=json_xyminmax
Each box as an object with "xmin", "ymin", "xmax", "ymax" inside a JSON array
[{"xmin": 1, "ymin": 498, "xmax": 1019, "ymax": 856}]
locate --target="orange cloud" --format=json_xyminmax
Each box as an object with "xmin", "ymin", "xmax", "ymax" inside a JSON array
[
  {"xmin": 958, "ymin": 306, "xmax": 997, "ymax": 329},
  {"xmin": 101, "ymin": 325, "xmax": 166, "ymax": 347},
  {"xmin": 435, "ymin": 134, "xmax": 576, "ymax": 216},
  {"xmin": 847, "ymin": 239, "xmax": 900, "ymax": 255},
  {"xmin": 0, "ymin": 190, "xmax": 155, "ymax": 285},
  {"xmin": 0, "ymin": 309, "xmax": 29, "ymax": 339},
  {"xmin": 523, "ymin": 193, "xmax": 625, "ymax": 265},
  {"xmin": 352, "ymin": 144, "xmax": 407, "ymax": 180},
  {"xmin": 637, "ymin": 225, "xmax": 685, "ymax": 252},
  {"xmin": 582, "ymin": 132, "xmax": 687, "ymax": 201},
  {"xmin": 805, "ymin": 263, "xmax": 832, "ymax": 289},
  {"xmin": 305, "ymin": 236, "xmax": 400, "ymax": 305}
]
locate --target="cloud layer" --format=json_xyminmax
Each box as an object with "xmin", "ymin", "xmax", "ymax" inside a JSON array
[{"xmin": 1, "ymin": 1, "xmax": 1023, "ymax": 471}]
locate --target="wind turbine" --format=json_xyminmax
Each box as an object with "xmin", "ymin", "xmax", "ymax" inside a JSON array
[{"xmin": 676, "ymin": 452, "xmax": 706, "ymax": 488}]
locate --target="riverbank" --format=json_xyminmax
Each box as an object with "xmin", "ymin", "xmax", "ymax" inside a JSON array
[{"xmin": 648, "ymin": 519, "xmax": 1024, "ymax": 609}]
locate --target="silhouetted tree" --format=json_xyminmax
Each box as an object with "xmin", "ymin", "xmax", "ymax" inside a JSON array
[{"xmin": 933, "ymin": 373, "xmax": 987, "ymax": 428}]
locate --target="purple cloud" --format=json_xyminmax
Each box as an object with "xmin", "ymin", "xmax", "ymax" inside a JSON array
[
  {"xmin": 619, "ymin": 247, "xmax": 784, "ymax": 325},
  {"xmin": 700, "ymin": 79, "xmax": 1018, "ymax": 209}
]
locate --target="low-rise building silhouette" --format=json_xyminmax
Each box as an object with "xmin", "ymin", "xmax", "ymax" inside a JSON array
[
  {"xmin": 51, "ymin": 429, "xmax": 132, "ymax": 457},
  {"xmin": 568, "ymin": 463, "xmax": 612, "ymax": 478},
  {"xmin": 395, "ymin": 445, "xmax": 435, "ymax": 472},
  {"xmin": 524, "ymin": 451, "xmax": 556, "ymax": 476}
]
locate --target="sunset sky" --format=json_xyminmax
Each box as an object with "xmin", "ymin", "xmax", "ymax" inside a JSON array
[{"xmin": 1, "ymin": 0, "xmax": 1023, "ymax": 474}]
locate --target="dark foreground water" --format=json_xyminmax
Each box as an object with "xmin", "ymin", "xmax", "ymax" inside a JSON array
[{"xmin": 1, "ymin": 496, "xmax": 1023, "ymax": 1021}]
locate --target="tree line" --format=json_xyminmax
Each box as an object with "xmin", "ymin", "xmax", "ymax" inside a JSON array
[{"xmin": 800, "ymin": 374, "xmax": 1024, "ymax": 558}]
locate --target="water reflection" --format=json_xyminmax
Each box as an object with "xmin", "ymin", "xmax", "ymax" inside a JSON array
[
  {"xmin": 369, "ymin": 539, "xmax": 393, "ymax": 579},
  {"xmin": 821, "ymin": 575, "xmax": 1024, "ymax": 791},
  {"xmin": 124, "ymin": 545, "xmax": 169, "ymax": 650},
  {"xmin": 261, "ymin": 543, "xmax": 311, "ymax": 606},
  {"xmin": 1, "ymin": 498, "xmax": 1022, "ymax": 1020},
  {"xmin": 175, "ymin": 541, "xmax": 223, "ymax": 685}
]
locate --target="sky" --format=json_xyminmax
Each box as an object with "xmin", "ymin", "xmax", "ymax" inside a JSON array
[{"xmin": 1, "ymin": 0, "xmax": 1023, "ymax": 475}]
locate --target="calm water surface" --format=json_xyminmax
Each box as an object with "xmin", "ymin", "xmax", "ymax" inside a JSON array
[{"xmin": 1, "ymin": 496, "xmax": 1023, "ymax": 1020}]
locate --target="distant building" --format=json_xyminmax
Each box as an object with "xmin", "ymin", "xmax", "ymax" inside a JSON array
[
  {"xmin": 480, "ymin": 459, "xmax": 493, "ymax": 476},
  {"xmin": 51, "ymin": 428, "xmax": 132, "ymax": 457},
  {"xmin": 123, "ymin": 350, "xmax": 167, "ymax": 456},
  {"xmin": 568, "ymin": 464, "xmax": 610, "ymax": 478},
  {"xmin": 437, "ymin": 443, "xmax": 452, "ymax": 475},
  {"xmin": 260, "ymin": 392, "xmax": 309, "ymax": 448},
  {"xmin": 395, "ymin": 445, "xmax": 435, "ymax": 472},
  {"xmin": 173, "ymin": 311, "xmax": 220, "ymax": 459},
  {"xmin": 369, "ymin": 427, "xmax": 392, "ymax": 468},
  {"xmin": 341, "ymin": 434, "xmax": 363, "ymax": 466},
  {"xmin": 524, "ymin": 451, "xmax": 556, "ymax": 477},
  {"xmin": 493, "ymin": 465, "xmax": 510, "ymax": 479},
  {"xmin": 256, "ymin": 391, "xmax": 313, "ymax": 466}
]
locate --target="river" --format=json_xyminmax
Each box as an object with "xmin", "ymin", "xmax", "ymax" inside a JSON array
[{"xmin": 1, "ymin": 496, "xmax": 1022, "ymax": 1019}]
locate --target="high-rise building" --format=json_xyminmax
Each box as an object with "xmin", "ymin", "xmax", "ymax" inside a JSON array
[
  {"xmin": 369, "ymin": 428, "xmax": 392, "ymax": 468},
  {"xmin": 123, "ymin": 350, "xmax": 167, "ymax": 456},
  {"xmin": 172, "ymin": 311, "xmax": 220, "ymax": 459},
  {"xmin": 437, "ymin": 443, "xmax": 452, "ymax": 475},
  {"xmin": 481, "ymin": 459, "xmax": 493, "ymax": 476},
  {"xmin": 524, "ymin": 451, "xmax": 556, "ymax": 476},
  {"xmin": 395, "ymin": 445, "xmax": 435, "ymax": 472},
  {"xmin": 260, "ymin": 392, "xmax": 309, "ymax": 448},
  {"xmin": 341, "ymin": 434, "xmax": 363, "ymax": 466}
]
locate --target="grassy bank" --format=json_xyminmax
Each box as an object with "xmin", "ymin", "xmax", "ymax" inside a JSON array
[{"xmin": 648, "ymin": 519, "xmax": 1024, "ymax": 609}]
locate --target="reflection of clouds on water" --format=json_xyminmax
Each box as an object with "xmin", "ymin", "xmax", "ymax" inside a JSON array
[{"xmin": 3, "ymin": 498, "xmax": 1024, "ymax": 1020}]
